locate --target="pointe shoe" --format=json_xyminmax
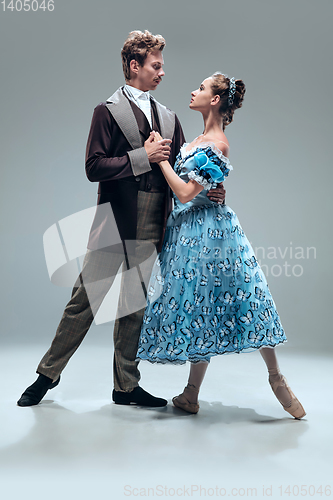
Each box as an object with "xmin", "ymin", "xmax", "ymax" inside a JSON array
[
  {"xmin": 172, "ymin": 385, "xmax": 199, "ymax": 414},
  {"xmin": 269, "ymin": 373, "xmax": 306, "ymax": 419}
]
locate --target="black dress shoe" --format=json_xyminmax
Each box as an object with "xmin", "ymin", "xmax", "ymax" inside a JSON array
[
  {"xmin": 17, "ymin": 374, "xmax": 61, "ymax": 407},
  {"xmin": 112, "ymin": 386, "xmax": 167, "ymax": 407}
]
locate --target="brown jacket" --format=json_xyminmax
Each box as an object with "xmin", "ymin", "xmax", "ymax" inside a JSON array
[{"xmin": 85, "ymin": 87, "xmax": 185, "ymax": 252}]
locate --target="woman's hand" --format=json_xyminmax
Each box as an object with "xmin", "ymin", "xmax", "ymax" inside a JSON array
[
  {"xmin": 153, "ymin": 131, "xmax": 163, "ymax": 142},
  {"xmin": 149, "ymin": 131, "xmax": 170, "ymax": 167},
  {"xmin": 144, "ymin": 131, "xmax": 171, "ymax": 164}
]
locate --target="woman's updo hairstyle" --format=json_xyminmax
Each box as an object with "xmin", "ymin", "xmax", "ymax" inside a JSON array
[{"xmin": 210, "ymin": 72, "xmax": 246, "ymax": 130}]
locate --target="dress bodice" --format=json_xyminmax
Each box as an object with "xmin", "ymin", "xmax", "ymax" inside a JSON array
[{"xmin": 172, "ymin": 142, "xmax": 233, "ymax": 215}]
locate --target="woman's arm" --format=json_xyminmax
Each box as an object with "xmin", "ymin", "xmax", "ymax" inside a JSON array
[
  {"xmin": 159, "ymin": 160, "xmax": 204, "ymax": 204},
  {"xmin": 148, "ymin": 132, "xmax": 204, "ymax": 204}
]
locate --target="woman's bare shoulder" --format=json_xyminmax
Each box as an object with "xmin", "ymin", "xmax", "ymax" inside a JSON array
[{"xmin": 212, "ymin": 136, "xmax": 230, "ymax": 158}]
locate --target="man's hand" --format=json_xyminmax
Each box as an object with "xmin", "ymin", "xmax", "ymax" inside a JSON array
[
  {"xmin": 144, "ymin": 131, "xmax": 171, "ymax": 164},
  {"xmin": 207, "ymin": 182, "xmax": 226, "ymax": 204}
]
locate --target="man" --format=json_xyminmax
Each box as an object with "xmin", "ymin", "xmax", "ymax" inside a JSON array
[{"xmin": 17, "ymin": 30, "xmax": 226, "ymax": 408}]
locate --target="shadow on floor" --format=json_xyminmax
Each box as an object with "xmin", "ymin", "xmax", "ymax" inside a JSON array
[{"xmin": 0, "ymin": 396, "xmax": 308, "ymax": 468}]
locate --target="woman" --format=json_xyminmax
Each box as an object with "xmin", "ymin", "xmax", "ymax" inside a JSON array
[{"xmin": 136, "ymin": 73, "xmax": 305, "ymax": 419}]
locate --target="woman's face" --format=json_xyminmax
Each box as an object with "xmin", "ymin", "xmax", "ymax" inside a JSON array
[{"xmin": 189, "ymin": 77, "xmax": 215, "ymax": 112}]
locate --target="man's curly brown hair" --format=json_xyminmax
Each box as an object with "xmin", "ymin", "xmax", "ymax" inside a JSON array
[{"xmin": 121, "ymin": 30, "xmax": 166, "ymax": 81}]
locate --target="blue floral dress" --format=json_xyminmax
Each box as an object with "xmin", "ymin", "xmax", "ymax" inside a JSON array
[{"xmin": 136, "ymin": 143, "xmax": 287, "ymax": 364}]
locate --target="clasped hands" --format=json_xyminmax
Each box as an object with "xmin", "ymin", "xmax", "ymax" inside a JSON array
[
  {"xmin": 144, "ymin": 131, "xmax": 226, "ymax": 204},
  {"xmin": 144, "ymin": 130, "xmax": 171, "ymax": 164}
]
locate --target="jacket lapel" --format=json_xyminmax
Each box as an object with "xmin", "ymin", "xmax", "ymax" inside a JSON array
[
  {"xmin": 105, "ymin": 87, "xmax": 142, "ymax": 150},
  {"xmin": 151, "ymin": 96, "xmax": 175, "ymax": 140},
  {"xmin": 106, "ymin": 87, "xmax": 176, "ymax": 146}
]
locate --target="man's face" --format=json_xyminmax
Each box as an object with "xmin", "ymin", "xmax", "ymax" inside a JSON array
[{"xmin": 132, "ymin": 50, "xmax": 165, "ymax": 91}]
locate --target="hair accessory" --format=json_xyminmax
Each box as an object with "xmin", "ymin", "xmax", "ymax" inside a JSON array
[{"xmin": 228, "ymin": 77, "xmax": 236, "ymax": 106}]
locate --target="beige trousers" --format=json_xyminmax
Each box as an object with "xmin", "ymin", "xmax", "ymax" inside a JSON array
[{"xmin": 37, "ymin": 191, "xmax": 165, "ymax": 392}]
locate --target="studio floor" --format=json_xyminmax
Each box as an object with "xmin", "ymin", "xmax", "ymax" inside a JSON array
[{"xmin": 0, "ymin": 342, "xmax": 332, "ymax": 500}]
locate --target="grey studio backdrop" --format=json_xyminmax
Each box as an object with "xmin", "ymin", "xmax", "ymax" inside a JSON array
[{"xmin": 0, "ymin": 0, "xmax": 331, "ymax": 354}]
